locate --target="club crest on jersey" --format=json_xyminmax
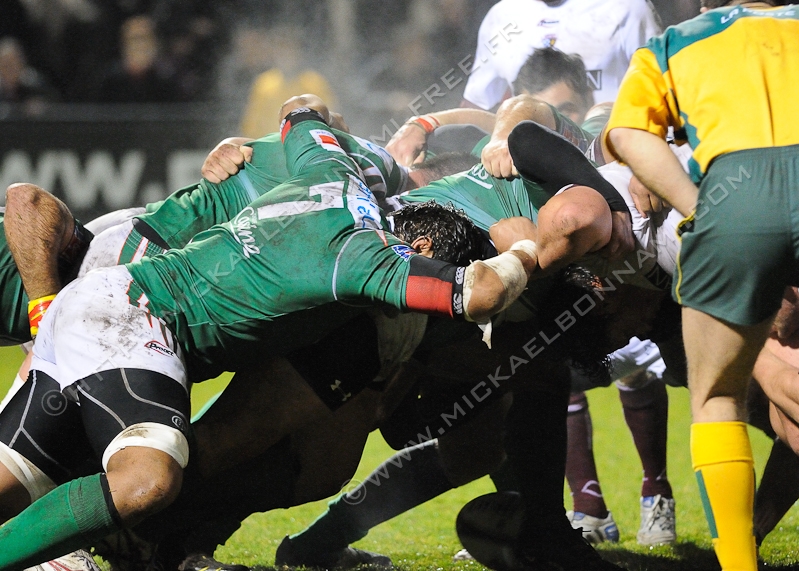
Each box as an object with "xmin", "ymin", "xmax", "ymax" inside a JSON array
[
  {"xmin": 391, "ymin": 244, "xmax": 416, "ymax": 261},
  {"xmin": 145, "ymin": 340, "xmax": 175, "ymax": 357},
  {"xmin": 311, "ymin": 129, "xmax": 346, "ymax": 155},
  {"xmin": 230, "ymin": 206, "xmax": 261, "ymax": 258},
  {"xmin": 542, "ymin": 34, "xmax": 557, "ymax": 47}
]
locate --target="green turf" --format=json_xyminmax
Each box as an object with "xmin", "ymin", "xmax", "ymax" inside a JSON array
[{"xmin": 1, "ymin": 345, "xmax": 799, "ymax": 570}]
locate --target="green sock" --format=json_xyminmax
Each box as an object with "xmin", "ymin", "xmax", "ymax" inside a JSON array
[{"xmin": 0, "ymin": 474, "xmax": 121, "ymax": 569}]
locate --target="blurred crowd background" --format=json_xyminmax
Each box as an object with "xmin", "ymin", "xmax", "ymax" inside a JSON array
[
  {"xmin": 0, "ymin": 0, "xmax": 708, "ymax": 128},
  {"xmin": 0, "ymin": 0, "xmax": 735, "ymax": 219}
]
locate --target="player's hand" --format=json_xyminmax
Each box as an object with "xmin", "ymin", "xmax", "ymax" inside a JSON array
[
  {"xmin": 481, "ymin": 138, "xmax": 518, "ymax": 180},
  {"xmin": 386, "ymin": 123, "xmax": 428, "ymax": 167},
  {"xmin": 773, "ymin": 286, "xmax": 799, "ymax": 341},
  {"xmin": 629, "ymin": 175, "xmax": 668, "ymax": 218},
  {"xmin": 489, "ymin": 216, "xmax": 537, "ymax": 253},
  {"xmin": 202, "ymin": 139, "xmax": 253, "ymax": 184},
  {"xmin": 597, "ymin": 210, "xmax": 635, "ymax": 260}
]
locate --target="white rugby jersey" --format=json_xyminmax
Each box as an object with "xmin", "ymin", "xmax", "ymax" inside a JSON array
[{"xmin": 463, "ymin": 0, "xmax": 661, "ymax": 109}]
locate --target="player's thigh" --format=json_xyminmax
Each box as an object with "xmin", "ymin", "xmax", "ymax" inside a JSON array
[
  {"xmin": 683, "ymin": 307, "xmax": 773, "ymax": 421},
  {"xmin": 0, "ymin": 370, "xmax": 93, "ymax": 509},
  {"xmin": 191, "ymin": 358, "xmax": 331, "ymax": 476},
  {"xmin": 437, "ymin": 392, "xmax": 512, "ymax": 486},
  {"xmin": 291, "ymin": 389, "xmax": 384, "ymax": 504}
]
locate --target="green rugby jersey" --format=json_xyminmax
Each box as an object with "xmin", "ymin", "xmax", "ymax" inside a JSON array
[
  {"xmin": 400, "ymin": 163, "xmax": 552, "ymax": 232},
  {"xmin": 139, "ymin": 131, "xmax": 407, "ymax": 249},
  {"xmin": 126, "ymin": 117, "xmax": 463, "ymax": 379},
  {"xmin": 0, "ymin": 212, "xmax": 30, "ymax": 345}
]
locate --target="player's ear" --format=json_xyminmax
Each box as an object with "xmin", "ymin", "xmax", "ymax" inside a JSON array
[{"xmin": 410, "ymin": 236, "xmax": 434, "ymax": 258}]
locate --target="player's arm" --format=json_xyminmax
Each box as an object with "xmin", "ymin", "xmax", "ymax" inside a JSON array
[
  {"xmin": 603, "ymin": 48, "xmax": 697, "ymax": 217},
  {"xmin": 403, "ymin": 240, "xmax": 538, "ymax": 324},
  {"xmin": 507, "ymin": 120, "xmax": 634, "ymax": 259},
  {"xmin": 480, "ymin": 95, "xmax": 557, "ymax": 179},
  {"xmin": 607, "ymin": 128, "xmax": 697, "ymax": 217},
  {"xmin": 488, "ymin": 183, "xmax": 612, "ymax": 277},
  {"xmin": 201, "ymin": 137, "xmax": 254, "ymax": 184},
  {"xmin": 4, "ymin": 183, "xmax": 91, "ymax": 336},
  {"xmin": 386, "ymin": 108, "xmax": 497, "ymax": 167}
]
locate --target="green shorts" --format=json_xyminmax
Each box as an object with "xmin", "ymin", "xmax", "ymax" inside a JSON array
[{"xmin": 674, "ymin": 144, "xmax": 799, "ymax": 325}]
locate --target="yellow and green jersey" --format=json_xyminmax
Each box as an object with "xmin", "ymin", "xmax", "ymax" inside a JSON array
[{"xmin": 607, "ymin": 4, "xmax": 799, "ymax": 182}]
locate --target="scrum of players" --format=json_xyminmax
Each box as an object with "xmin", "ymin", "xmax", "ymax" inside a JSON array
[{"xmin": 1, "ymin": 2, "xmax": 799, "ymax": 571}]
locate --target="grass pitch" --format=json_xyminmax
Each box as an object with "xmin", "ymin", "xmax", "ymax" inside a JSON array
[{"xmin": 2, "ymin": 345, "xmax": 799, "ymax": 570}]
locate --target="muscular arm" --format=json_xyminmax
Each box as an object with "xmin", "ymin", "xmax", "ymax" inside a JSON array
[
  {"xmin": 607, "ymin": 127, "xmax": 698, "ymax": 217},
  {"xmin": 4, "ymin": 183, "xmax": 74, "ymax": 300},
  {"xmin": 386, "ymin": 108, "xmax": 497, "ymax": 167},
  {"xmin": 488, "ymin": 186, "xmax": 612, "ymax": 277}
]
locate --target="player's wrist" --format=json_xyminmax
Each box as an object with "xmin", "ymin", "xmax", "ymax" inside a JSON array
[
  {"xmin": 407, "ymin": 115, "xmax": 441, "ymax": 135},
  {"xmin": 28, "ymin": 294, "xmax": 57, "ymax": 338}
]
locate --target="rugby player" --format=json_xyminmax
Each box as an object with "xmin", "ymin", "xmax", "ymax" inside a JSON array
[
  {"xmin": 0, "ymin": 96, "xmax": 538, "ymax": 569},
  {"xmin": 605, "ymin": 2, "xmax": 798, "ymax": 569}
]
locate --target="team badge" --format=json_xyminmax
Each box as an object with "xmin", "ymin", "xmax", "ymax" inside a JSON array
[{"xmin": 391, "ymin": 244, "xmax": 416, "ymax": 261}]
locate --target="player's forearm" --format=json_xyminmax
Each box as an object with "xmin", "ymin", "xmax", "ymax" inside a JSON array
[
  {"xmin": 465, "ymin": 241, "xmax": 537, "ymax": 323},
  {"xmin": 753, "ymin": 345, "xmax": 799, "ymax": 427},
  {"xmin": 428, "ymin": 108, "xmax": 496, "ymax": 133},
  {"xmin": 5, "ymin": 183, "xmax": 72, "ymax": 300},
  {"xmin": 608, "ymin": 127, "xmax": 698, "ymax": 217},
  {"xmin": 491, "ymin": 95, "xmax": 557, "ymax": 142}
]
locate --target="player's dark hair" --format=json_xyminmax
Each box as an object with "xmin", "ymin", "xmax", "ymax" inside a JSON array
[
  {"xmin": 531, "ymin": 265, "xmax": 611, "ymax": 379},
  {"xmin": 513, "ymin": 48, "xmax": 592, "ymax": 104},
  {"xmin": 410, "ymin": 152, "xmax": 478, "ymax": 183},
  {"xmin": 388, "ymin": 200, "xmax": 490, "ymax": 267}
]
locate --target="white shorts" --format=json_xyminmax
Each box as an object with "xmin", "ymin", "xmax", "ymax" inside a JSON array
[{"xmin": 31, "ymin": 265, "xmax": 187, "ymax": 391}]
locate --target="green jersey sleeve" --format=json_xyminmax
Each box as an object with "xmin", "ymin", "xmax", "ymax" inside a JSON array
[{"xmin": 0, "ymin": 214, "xmax": 30, "ymax": 345}]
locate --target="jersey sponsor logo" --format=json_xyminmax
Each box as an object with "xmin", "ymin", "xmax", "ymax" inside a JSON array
[
  {"xmin": 391, "ymin": 244, "xmax": 416, "ymax": 261},
  {"xmin": 466, "ymin": 164, "xmax": 494, "ymax": 189},
  {"xmin": 311, "ymin": 129, "xmax": 346, "ymax": 155},
  {"xmin": 172, "ymin": 415, "xmax": 186, "ymax": 431},
  {"xmin": 455, "ymin": 266, "xmax": 465, "ymax": 285},
  {"xmin": 145, "ymin": 340, "xmax": 175, "ymax": 357},
  {"xmin": 230, "ymin": 206, "xmax": 261, "ymax": 258},
  {"xmin": 586, "ymin": 70, "xmax": 602, "ymax": 91},
  {"xmin": 537, "ymin": 19, "xmax": 559, "ymax": 27}
]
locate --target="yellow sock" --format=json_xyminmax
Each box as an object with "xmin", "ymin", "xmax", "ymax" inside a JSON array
[{"xmin": 691, "ymin": 422, "xmax": 757, "ymax": 571}]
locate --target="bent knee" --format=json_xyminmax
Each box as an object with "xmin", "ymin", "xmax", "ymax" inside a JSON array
[{"xmin": 106, "ymin": 447, "xmax": 184, "ymax": 525}]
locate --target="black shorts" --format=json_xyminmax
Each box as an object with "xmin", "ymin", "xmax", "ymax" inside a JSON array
[{"xmin": 0, "ymin": 368, "xmax": 190, "ymax": 484}]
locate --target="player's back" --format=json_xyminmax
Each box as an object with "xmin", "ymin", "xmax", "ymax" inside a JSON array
[
  {"xmin": 138, "ymin": 131, "xmax": 405, "ymax": 250},
  {"xmin": 401, "ymin": 164, "xmax": 551, "ymax": 232},
  {"xmin": 642, "ymin": 5, "xmax": 799, "ymax": 176}
]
